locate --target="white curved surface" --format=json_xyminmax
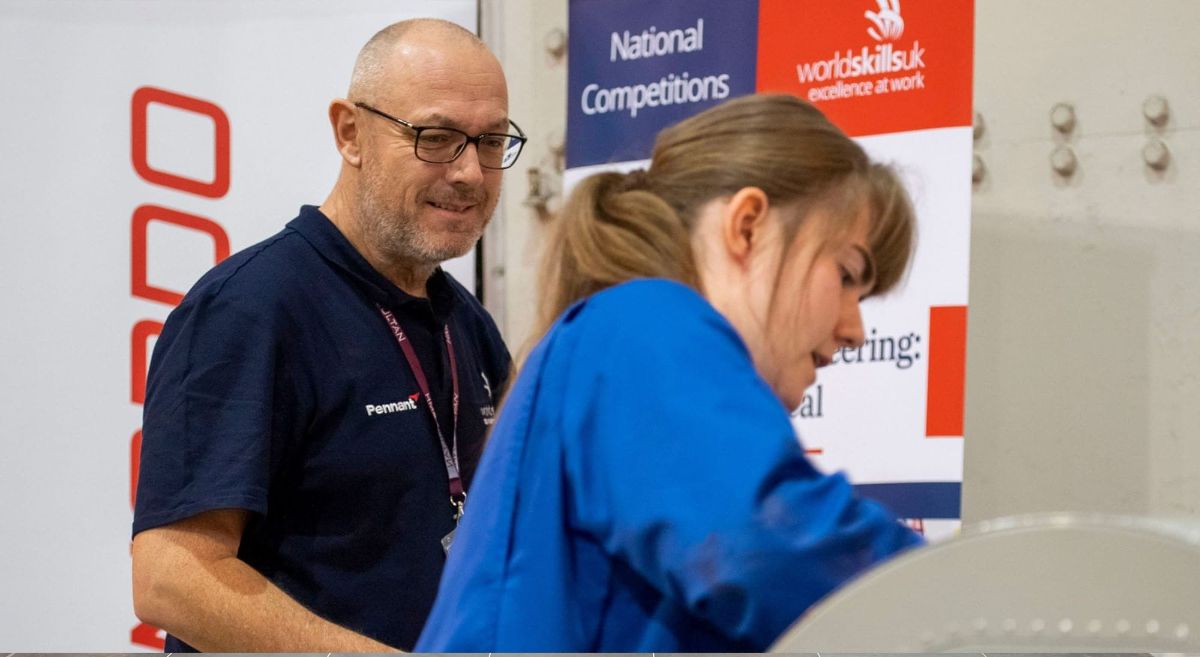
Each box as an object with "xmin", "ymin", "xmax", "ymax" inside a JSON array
[{"xmin": 771, "ymin": 514, "xmax": 1200, "ymax": 652}]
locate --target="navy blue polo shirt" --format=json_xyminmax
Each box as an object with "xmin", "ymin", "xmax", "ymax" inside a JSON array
[{"xmin": 133, "ymin": 205, "xmax": 510, "ymax": 651}]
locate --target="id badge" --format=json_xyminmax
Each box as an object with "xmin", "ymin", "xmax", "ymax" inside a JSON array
[{"xmin": 441, "ymin": 527, "xmax": 456, "ymax": 555}]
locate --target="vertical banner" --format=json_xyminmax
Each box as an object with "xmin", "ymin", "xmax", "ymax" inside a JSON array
[
  {"xmin": 0, "ymin": 1, "xmax": 476, "ymax": 651},
  {"xmin": 567, "ymin": 0, "xmax": 973, "ymax": 540}
]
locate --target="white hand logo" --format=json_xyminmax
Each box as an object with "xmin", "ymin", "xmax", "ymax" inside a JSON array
[{"xmin": 866, "ymin": 0, "xmax": 904, "ymax": 41}]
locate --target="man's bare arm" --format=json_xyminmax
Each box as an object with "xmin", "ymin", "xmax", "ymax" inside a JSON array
[{"xmin": 132, "ymin": 508, "xmax": 398, "ymax": 652}]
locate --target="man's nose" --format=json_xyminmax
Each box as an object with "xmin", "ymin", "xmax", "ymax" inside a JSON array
[{"xmin": 447, "ymin": 141, "xmax": 486, "ymax": 186}]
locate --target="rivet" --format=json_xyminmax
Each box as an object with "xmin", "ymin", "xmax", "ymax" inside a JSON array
[
  {"xmin": 1143, "ymin": 95, "xmax": 1170, "ymax": 126},
  {"xmin": 1050, "ymin": 102, "xmax": 1077, "ymax": 133},
  {"xmin": 1147, "ymin": 619, "xmax": 1161, "ymax": 634},
  {"xmin": 1002, "ymin": 619, "xmax": 1018, "ymax": 633},
  {"xmin": 1051, "ymin": 145, "xmax": 1078, "ymax": 176},
  {"xmin": 543, "ymin": 28, "xmax": 567, "ymax": 60},
  {"xmin": 1031, "ymin": 618, "xmax": 1046, "ymax": 633},
  {"xmin": 972, "ymin": 154, "xmax": 986, "ymax": 183},
  {"xmin": 973, "ymin": 111, "xmax": 985, "ymax": 140},
  {"xmin": 1143, "ymin": 138, "xmax": 1171, "ymax": 171},
  {"xmin": 1116, "ymin": 619, "xmax": 1132, "ymax": 634},
  {"xmin": 1059, "ymin": 618, "xmax": 1074, "ymax": 633},
  {"xmin": 1176, "ymin": 623, "xmax": 1190, "ymax": 640},
  {"xmin": 1087, "ymin": 619, "xmax": 1103, "ymax": 634}
]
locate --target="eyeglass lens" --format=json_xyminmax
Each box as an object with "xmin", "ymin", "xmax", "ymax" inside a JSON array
[{"xmin": 416, "ymin": 129, "xmax": 522, "ymax": 169}]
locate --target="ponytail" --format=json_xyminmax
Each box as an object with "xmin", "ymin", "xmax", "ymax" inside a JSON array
[{"xmin": 533, "ymin": 170, "xmax": 698, "ymax": 342}]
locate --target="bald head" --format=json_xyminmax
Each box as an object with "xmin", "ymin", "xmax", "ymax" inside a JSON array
[{"xmin": 348, "ymin": 18, "xmax": 492, "ymax": 100}]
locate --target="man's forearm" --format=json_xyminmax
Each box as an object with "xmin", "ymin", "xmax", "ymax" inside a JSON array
[
  {"xmin": 142, "ymin": 553, "xmax": 396, "ymax": 652},
  {"xmin": 132, "ymin": 510, "xmax": 399, "ymax": 653}
]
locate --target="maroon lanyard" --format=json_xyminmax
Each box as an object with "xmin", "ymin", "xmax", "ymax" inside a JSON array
[{"xmin": 377, "ymin": 304, "xmax": 465, "ymax": 522}]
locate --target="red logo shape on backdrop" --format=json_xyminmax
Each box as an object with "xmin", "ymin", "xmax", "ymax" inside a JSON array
[
  {"xmin": 866, "ymin": 0, "xmax": 906, "ymax": 41},
  {"xmin": 130, "ymin": 429, "xmax": 144, "ymax": 508},
  {"xmin": 131, "ymin": 204, "xmax": 231, "ymax": 306},
  {"xmin": 130, "ymin": 621, "xmax": 166, "ymax": 650},
  {"xmin": 757, "ymin": 0, "xmax": 974, "ymax": 137},
  {"xmin": 131, "ymin": 86, "xmax": 231, "ymax": 198}
]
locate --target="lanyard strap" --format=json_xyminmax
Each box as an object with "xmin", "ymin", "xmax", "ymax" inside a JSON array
[{"xmin": 377, "ymin": 304, "xmax": 465, "ymax": 521}]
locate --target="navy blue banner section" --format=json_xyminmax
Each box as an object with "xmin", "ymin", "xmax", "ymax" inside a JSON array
[
  {"xmin": 567, "ymin": 0, "xmax": 758, "ymax": 168},
  {"xmin": 854, "ymin": 482, "xmax": 962, "ymax": 519}
]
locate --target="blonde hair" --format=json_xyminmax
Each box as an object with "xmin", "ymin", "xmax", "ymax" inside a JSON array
[{"xmin": 535, "ymin": 93, "xmax": 915, "ymax": 343}]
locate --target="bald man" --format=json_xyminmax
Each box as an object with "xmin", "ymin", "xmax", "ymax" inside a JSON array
[{"xmin": 131, "ymin": 19, "xmax": 520, "ymax": 652}]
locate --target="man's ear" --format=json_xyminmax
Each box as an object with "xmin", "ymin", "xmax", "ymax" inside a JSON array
[
  {"xmin": 720, "ymin": 186, "xmax": 771, "ymax": 266},
  {"xmin": 329, "ymin": 99, "xmax": 362, "ymax": 167}
]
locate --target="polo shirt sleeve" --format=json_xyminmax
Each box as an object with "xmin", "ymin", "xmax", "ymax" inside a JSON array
[
  {"xmin": 560, "ymin": 281, "xmax": 923, "ymax": 649},
  {"xmin": 132, "ymin": 279, "xmax": 284, "ymax": 536}
]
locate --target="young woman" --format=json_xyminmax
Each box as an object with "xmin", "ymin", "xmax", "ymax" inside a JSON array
[{"xmin": 416, "ymin": 94, "xmax": 923, "ymax": 652}]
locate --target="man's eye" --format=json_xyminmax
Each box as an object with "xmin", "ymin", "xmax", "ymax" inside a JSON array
[
  {"xmin": 479, "ymin": 135, "xmax": 507, "ymax": 151},
  {"xmin": 421, "ymin": 132, "xmax": 455, "ymax": 146}
]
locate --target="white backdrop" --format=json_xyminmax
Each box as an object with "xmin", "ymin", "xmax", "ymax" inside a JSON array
[{"xmin": 0, "ymin": 1, "xmax": 476, "ymax": 650}]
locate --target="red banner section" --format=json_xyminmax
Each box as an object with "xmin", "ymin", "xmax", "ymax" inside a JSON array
[
  {"xmin": 756, "ymin": 0, "xmax": 974, "ymax": 137},
  {"xmin": 926, "ymin": 305, "xmax": 968, "ymax": 437}
]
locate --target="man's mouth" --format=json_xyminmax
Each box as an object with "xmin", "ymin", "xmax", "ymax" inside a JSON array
[
  {"xmin": 812, "ymin": 352, "xmax": 833, "ymax": 368},
  {"xmin": 428, "ymin": 200, "xmax": 475, "ymax": 214}
]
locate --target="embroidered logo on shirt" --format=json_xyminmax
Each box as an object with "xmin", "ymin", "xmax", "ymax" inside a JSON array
[
  {"xmin": 480, "ymin": 371, "xmax": 496, "ymax": 425},
  {"xmin": 480, "ymin": 404, "xmax": 496, "ymax": 426},
  {"xmin": 366, "ymin": 392, "xmax": 420, "ymax": 416}
]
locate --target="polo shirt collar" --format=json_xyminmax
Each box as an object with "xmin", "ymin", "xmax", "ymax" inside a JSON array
[{"xmin": 289, "ymin": 205, "xmax": 459, "ymax": 322}]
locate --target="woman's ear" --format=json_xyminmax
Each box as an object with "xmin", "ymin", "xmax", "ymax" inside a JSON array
[
  {"xmin": 329, "ymin": 99, "xmax": 362, "ymax": 167},
  {"xmin": 720, "ymin": 186, "xmax": 770, "ymax": 266}
]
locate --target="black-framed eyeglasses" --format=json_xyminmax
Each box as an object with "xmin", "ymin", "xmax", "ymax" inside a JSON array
[{"xmin": 354, "ymin": 102, "xmax": 527, "ymax": 170}]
